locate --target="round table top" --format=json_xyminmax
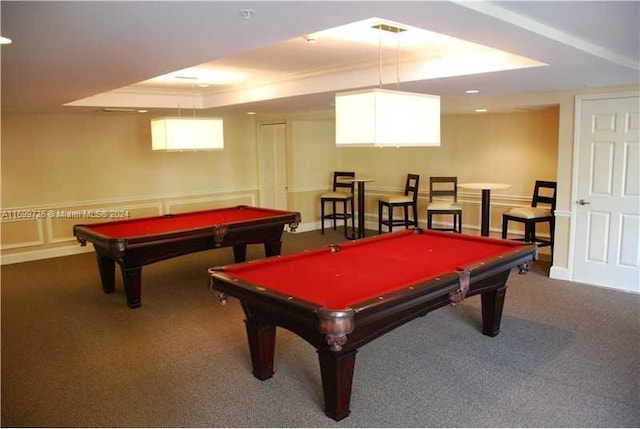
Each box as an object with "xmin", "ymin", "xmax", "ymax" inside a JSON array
[
  {"xmin": 458, "ymin": 182, "xmax": 512, "ymax": 190},
  {"xmin": 343, "ymin": 178, "xmax": 376, "ymax": 183}
]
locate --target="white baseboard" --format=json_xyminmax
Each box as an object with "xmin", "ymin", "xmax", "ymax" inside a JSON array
[
  {"xmin": 290, "ymin": 222, "xmax": 319, "ymax": 233},
  {"xmin": 549, "ymin": 265, "xmax": 571, "ymax": 281}
]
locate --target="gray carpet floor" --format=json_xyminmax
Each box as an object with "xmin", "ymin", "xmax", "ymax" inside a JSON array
[{"xmin": 1, "ymin": 229, "xmax": 639, "ymax": 427}]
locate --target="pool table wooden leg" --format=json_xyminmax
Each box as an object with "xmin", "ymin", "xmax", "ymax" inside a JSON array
[
  {"xmin": 121, "ymin": 266, "xmax": 142, "ymax": 309},
  {"xmin": 263, "ymin": 240, "xmax": 282, "ymax": 258},
  {"xmin": 245, "ymin": 319, "xmax": 276, "ymax": 380},
  {"xmin": 317, "ymin": 349, "xmax": 357, "ymax": 421},
  {"xmin": 232, "ymin": 245, "xmax": 248, "ymax": 263},
  {"xmin": 480, "ymin": 286, "xmax": 507, "ymax": 337},
  {"xmin": 233, "ymin": 241, "xmax": 282, "ymax": 262},
  {"xmin": 95, "ymin": 253, "xmax": 116, "ymax": 294}
]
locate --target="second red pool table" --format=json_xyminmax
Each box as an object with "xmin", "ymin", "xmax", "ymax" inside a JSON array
[
  {"xmin": 209, "ymin": 228, "xmax": 536, "ymax": 421},
  {"xmin": 74, "ymin": 205, "xmax": 300, "ymax": 308}
]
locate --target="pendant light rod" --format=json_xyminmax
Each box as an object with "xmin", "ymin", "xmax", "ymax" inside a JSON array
[
  {"xmin": 395, "ymin": 27, "xmax": 400, "ymax": 90},
  {"xmin": 335, "ymin": 20, "xmax": 441, "ymax": 147}
]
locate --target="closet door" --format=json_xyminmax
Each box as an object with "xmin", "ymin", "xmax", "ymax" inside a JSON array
[{"xmin": 258, "ymin": 123, "xmax": 288, "ymax": 210}]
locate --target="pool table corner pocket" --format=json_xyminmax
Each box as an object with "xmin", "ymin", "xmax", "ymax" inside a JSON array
[{"xmin": 317, "ymin": 308, "xmax": 355, "ymax": 352}]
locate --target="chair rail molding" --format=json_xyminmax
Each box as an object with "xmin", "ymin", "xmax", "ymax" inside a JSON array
[{"xmin": 0, "ymin": 189, "xmax": 260, "ymax": 265}]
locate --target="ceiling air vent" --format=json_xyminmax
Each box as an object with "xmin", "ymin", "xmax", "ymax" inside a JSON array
[
  {"xmin": 372, "ymin": 23, "xmax": 407, "ymax": 33},
  {"xmin": 100, "ymin": 108, "xmax": 138, "ymax": 113}
]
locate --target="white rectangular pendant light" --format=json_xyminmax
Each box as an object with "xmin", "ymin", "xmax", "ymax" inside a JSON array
[
  {"xmin": 151, "ymin": 117, "xmax": 224, "ymax": 151},
  {"xmin": 335, "ymin": 88, "xmax": 440, "ymax": 147}
]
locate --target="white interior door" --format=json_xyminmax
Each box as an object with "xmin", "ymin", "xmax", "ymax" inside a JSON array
[
  {"xmin": 258, "ymin": 123, "xmax": 288, "ymax": 210},
  {"xmin": 572, "ymin": 94, "xmax": 639, "ymax": 292}
]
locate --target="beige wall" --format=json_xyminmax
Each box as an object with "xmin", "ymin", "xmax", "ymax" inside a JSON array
[
  {"xmin": 287, "ymin": 119, "xmax": 339, "ymax": 221},
  {"xmin": 284, "ymin": 108, "xmax": 559, "ymax": 242},
  {"xmin": 1, "ymin": 112, "xmax": 258, "ymax": 206},
  {"xmin": 290, "ymin": 119, "xmax": 338, "ymax": 189},
  {"xmin": 0, "ymin": 108, "xmax": 558, "ymax": 263},
  {"xmin": 338, "ymin": 108, "xmax": 559, "ymax": 195},
  {"xmin": 3, "ymin": 85, "xmax": 637, "ymax": 275},
  {"xmin": 1, "ymin": 112, "xmax": 260, "ymax": 262}
]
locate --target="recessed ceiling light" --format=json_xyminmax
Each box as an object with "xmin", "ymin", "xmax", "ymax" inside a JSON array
[
  {"xmin": 246, "ymin": 112, "xmax": 256, "ymax": 115},
  {"xmin": 465, "ymin": 89, "xmax": 480, "ymax": 94},
  {"xmin": 0, "ymin": 36, "xmax": 12, "ymax": 45},
  {"xmin": 475, "ymin": 108, "xmax": 487, "ymax": 113},
  {"xmin": 137, "ymin": 109, "xmax": 148, "ymax": 113},
  {"xmin": 102, "ymin": 107, "xmax": 138, "ymax": 113}
]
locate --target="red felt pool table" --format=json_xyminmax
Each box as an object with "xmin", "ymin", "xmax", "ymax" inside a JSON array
[
  {"xmin": 208, "ymin": 228, "xmax": 536, "ymax": 421},
  {"xmin": 74, "ymin": 205, "xmax": 300, "ymax": 308}
]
